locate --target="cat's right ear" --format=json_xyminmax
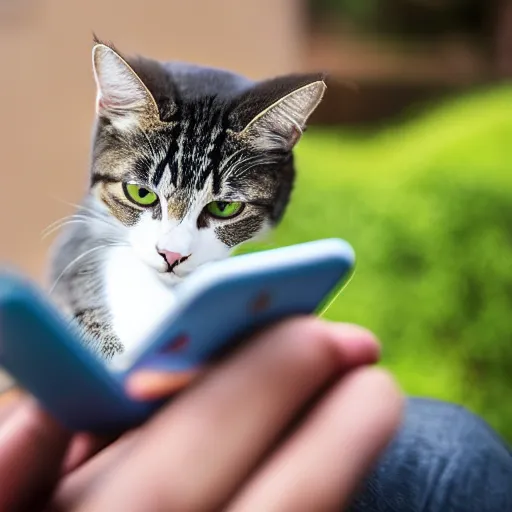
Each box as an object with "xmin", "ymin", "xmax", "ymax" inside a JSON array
[
  {"xmin": 92, "ymin": 44, "xmax": 160, "ymax": 129},
  {"xmin": 231, "ymin": 74, "xmax": 326, "ymax": 152}
]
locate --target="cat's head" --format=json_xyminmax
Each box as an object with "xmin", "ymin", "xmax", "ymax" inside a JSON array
[{"xmin": 89, "ymin": 41, "xmax": 326, "ymax": 285}]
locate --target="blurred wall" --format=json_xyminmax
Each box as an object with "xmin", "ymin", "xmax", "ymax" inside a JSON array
[{"xmin": 0, "ymin": 0, "xmax": 305, "ymax": 283}]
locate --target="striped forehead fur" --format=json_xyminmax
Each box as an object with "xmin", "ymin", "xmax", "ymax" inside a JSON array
[
  {"xmin": 47, "ymin": 41, "xmax": 326, "ymax": 361},
  {"xmin": 91, "ymin": 40, "xmax": 326, "ymax": 233}
]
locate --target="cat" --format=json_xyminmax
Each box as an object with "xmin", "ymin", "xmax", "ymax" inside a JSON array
[{"xmin": 48, "ymin": 39, "xmax": 326, "ymax": 363}]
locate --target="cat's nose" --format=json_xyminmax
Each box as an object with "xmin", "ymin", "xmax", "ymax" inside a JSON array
[{"xmin": 158, "ymin": 250, "xmax": 184, "ymax": 266}]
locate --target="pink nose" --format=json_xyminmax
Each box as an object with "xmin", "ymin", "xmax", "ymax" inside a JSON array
[{"xmin": 158, "ymin": 250, "xmax": 183, "ymax": 266}]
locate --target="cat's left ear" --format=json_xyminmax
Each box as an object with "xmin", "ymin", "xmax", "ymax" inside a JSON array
[
  {"xmin": 237, "ymin": 75, "xmax": 326, "ymax": 151},
  {"xmin": 92, "ymin": 43, "xmax": 160, "ymax": 129}
]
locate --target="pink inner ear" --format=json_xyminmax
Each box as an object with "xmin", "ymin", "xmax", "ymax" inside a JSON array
[
  {"xmin": 290, "ymin": 126, "xmax": 301, "ymax": 146},
  {"xmin": 97, "ymin": 97, "xmax": 108, "ymax": 111},
  {"xmin": 97, "ymin": 93, "xmax": 133, "ymax": 113}
]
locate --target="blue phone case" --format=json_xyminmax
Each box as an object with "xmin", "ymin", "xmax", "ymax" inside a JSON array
[{"xmin": 0, "ymin": 239, "xmax": 354, "ymax": 433}]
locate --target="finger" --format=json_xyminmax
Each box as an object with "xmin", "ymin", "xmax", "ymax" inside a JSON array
[
  {"xmin": 0, "ymin": 400, "xmax": 72, "ymax": 511},
  {"xmin": 125, "ymin": 320, "xmax": 379, "ymax": 402},
  {"xmin": 63, "ymin": 432, "xmax": 119, "ymax": 474},
  {"xmin": 58, "ymin": 324, "xmax": 378, "ymax": 509},
  {"xmin": 76, "ymin": 319, "xmax": 380, "ymax": 512},
  {"xmin": 228, "ymin": 368, "xmax": 403, "ymax": 512},
  {"xmin": 0, "ymin": 387, "xmax": 24, "ymax": 406},
  {"xmin": 54, "ymin": 430, "xmax": 141, "ymax": 510},
  {"xmin": 125, "ymin": 367, "xmax": 206, "ymax": 401},
  {"xmin": 0, "ymin": 388, "xmax": 25, "ymax": 425}
]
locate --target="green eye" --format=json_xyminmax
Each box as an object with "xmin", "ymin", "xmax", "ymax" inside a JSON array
[
  {"xmin": 206, "ymin": 201, "xmax": 244, "ymax": 219},
  {"xmin": 123, "ymin": 183, "xmax": 158, "ymax": 206}
]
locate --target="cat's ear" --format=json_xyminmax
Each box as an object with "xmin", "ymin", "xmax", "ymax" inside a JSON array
[
  {"xmin": 237, "ymin": 76, "xmax": 326, "ymax": 151},
  {"xmin": 92, "ymin": 43, "xmax": 160, "ymax": 128}
]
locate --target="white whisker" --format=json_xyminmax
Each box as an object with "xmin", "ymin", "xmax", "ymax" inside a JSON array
[
  {"xmin": 218, "ymin": 148, "xmax": 246, "ymax": 174},
  {"xmin": 42, "ymin": 220, "xmax": 91, "ymax": 240},
  {"xmin": 41, "ymin": 215, "xmax": 75, "ymax": 237},
  {"xmin": 229, "ymin": 154, "xmax": 281, "ymax": 178},
  {"xmin": 47, "ymin": 196, "xmax": 110, "ymax": 224},
  {"xmin": 49, "ymin": 243, "xmax": 127, "ymax": 295},
  {"xmin": 41, "ymin": 212, "xmax": 120, "ymax": 241},
  {"xmin": 59, "ymin": 200, "xmax": 121, "ymax": 231},
  {"xmin": 41, "ymin": 214, "xmax": 93, "ymax": 238},
  {"xmin": 141, "ymin": 130, "xmax": 158, "ymax": 161},
  {"xmin": 55, "ymin": 199, "xmax": 113, "ymax": 224}
]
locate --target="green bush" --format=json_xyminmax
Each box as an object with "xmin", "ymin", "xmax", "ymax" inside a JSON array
[{"xmin": 239, "ymin": 85, "xmax": 512, "ymax": 443}]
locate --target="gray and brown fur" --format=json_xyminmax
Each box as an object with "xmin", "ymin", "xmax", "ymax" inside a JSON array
[{"xmin": 49, "ymin": 40, "xmax": 326, "ymax": 360}]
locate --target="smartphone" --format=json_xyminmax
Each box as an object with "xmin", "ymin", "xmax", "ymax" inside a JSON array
[{"xmin": 0, "ymin": 238, "xmax": 355, "ymax": 433}]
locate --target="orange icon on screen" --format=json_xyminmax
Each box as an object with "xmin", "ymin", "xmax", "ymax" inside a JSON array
[
  {"xmin": 250, "ymin": 292, "xmax": 271, "ymax": 314},
  {"xmin": 159, "ymin": 334, "xmax": 190, "ymax": 354}
]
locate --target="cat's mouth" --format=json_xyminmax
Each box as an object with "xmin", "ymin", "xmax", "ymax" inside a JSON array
[{"xmin": 165, "ymin": 255, "xmax": 190, "ymax": 274}]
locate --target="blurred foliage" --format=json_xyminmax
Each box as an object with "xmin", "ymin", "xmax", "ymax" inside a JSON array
[
  {"xmin": 309, "ymin": 0, "xmax": 495, "ymax": 39},
  {"xmin": 311, "ymin": 0, "xmax": 377, "ymax": 27},
  {"xmin": 239, "ymin": 85, "xmax": 512, "ymax": 443}
]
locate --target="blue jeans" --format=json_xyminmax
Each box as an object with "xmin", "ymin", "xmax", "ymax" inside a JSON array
[{"xmin": 349, "ymin": 398, "xmax": 512, "ymax": 511}]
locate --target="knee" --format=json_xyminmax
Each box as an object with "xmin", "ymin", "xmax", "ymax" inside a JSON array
[
  {"xmin": 404, "ymin": 397, "xmax": 509, "ymax": 457},
  {"xmin": 400, "ymin": 398, "xmax": 512, "ymax": 510},
  {"xmin": 350, "ymin": 398, "xmax": 512, "ymax": 512}
]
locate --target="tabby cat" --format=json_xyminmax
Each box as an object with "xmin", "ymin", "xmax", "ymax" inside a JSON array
[{"xmin": 49, "ymin": 40, "xmax": 326, "ymax": 362}]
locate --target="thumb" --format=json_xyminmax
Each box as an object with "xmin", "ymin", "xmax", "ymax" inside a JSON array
[{"xmin": 0, "ymin": 399, "xmax": 72, "ymax": 511}]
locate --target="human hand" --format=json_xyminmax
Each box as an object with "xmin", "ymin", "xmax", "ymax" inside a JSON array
[{"xmin": 0, "ymin": 318, "xmax": 403, "ymax": 511}]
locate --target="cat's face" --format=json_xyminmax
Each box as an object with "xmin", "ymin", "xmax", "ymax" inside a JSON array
[{"xmin": 89, "ymin": 43, "xmax": 326, "ymax": 285}]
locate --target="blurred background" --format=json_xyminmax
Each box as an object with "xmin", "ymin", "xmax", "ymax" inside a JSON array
[{"xmin": 1, "ymin": 0, "xmax": 511, "ymax": 441}]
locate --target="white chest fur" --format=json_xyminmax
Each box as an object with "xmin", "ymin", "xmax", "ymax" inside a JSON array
[{"xmin": 103, "ymin": 246, "xmax": 178, "ymax": 358}]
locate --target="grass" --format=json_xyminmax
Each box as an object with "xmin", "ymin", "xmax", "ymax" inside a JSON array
[{"xmin": 238, "ymin": 83, "xmax": 512, "ymax": 443}]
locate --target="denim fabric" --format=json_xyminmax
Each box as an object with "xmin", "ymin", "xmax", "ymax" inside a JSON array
[{"xmin": 349, "ymin": 398, "xmax": 512, "ymax": 511}]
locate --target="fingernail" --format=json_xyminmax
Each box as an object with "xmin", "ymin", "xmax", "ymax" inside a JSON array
[
  {"xmin": 325, "ymin": 322, "xmax": 381, "ymax": 362},
  {"xmin": 125, "ymin": 369, "xmax": 202, "ymax": 401}
]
